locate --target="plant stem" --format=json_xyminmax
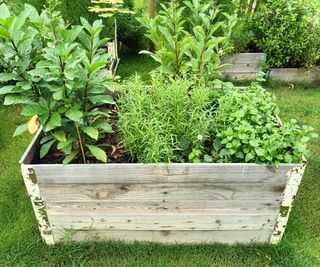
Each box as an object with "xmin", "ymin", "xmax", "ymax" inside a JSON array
[
  {"xmin": 172, "ymin": 0, "xmax": 180, "ymax": 77},
  {"xmin": 75, "ymin": 122, "xmax": 87, "ymax": 163}
]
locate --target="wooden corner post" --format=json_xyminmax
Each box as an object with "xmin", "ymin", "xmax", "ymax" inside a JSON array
[
  {"xmin": 21, "ymin": 165, "xmax": 55, "ymax": 245},
  {"xmin": 270, "ymin": 165, "xmax": 306, "ymax": 244}
]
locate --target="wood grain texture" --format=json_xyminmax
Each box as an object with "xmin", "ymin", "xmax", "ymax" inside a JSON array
[
  {"xmin": 39, "ymin": 183, "xmax": 286, "ymax": 202},
  {"xmin": 29, "ymin": 163, "xmax": 300, "ymax": 184}
]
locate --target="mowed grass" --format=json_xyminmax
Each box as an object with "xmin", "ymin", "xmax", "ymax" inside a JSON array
[{"xmin": 0, "ymin": 68, "xmax": 320, "ymax": 266}]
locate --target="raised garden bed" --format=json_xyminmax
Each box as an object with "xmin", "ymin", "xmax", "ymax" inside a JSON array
[
  {"xmin": 20, "ymin": 129, "xmax": 306, "ymax": 245},
  {"xmin": 269, "ymin": 68, "xmax": 320, "ymax": 83},
  {"xmin": 221, "ymin": 53, "xmax": 266, "ymax": 80}
]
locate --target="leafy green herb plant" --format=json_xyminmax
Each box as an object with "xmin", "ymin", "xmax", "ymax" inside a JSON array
[
  {"xmin": 210, "ymin": 84, "xmax": 318, "ymax": 166},
  {"xmin": 118, "ymin": 75, "xmax": 213, "ymax": 163},
  {"xmin": 0, "ymin": 3, "xmax": 114, "ymax": 164}
]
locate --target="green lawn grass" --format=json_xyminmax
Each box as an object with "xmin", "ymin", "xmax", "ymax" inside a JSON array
[{"xmin": 0, "ymin": 62, "xmax": 320, "ymax": 266}]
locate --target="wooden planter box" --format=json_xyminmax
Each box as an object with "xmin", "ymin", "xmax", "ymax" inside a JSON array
[
  {"xmin": 269, "ymin": 68, "xmax": 320, "ymax": 82},
  {"xmin": 20, "ymin": 130, "xmax": 306, "ymax": 245},
  {"xmin": 221, "ymin": 53, "xmax": 266, "ymax": 80}
]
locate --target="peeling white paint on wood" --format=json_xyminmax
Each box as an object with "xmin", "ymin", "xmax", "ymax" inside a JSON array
[
  {"xmin": 20, "ymin": 165, "xmax": 54, "ymax": 245},
  {"xmin": 270, "ymin": 165, "xmax": 306, "ymax": 244}
]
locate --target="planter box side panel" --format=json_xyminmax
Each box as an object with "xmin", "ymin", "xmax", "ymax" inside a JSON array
[
  {"xmin": 269, "ymin": 68, "xmax": 320, "ymax": 82},
  {"xmin": 31, "ymin": 164, "xmax": 297, "ymax": 244},
  {"xmin": 221, "ymin": 53, "xmax": 266, "ymax": 80}
]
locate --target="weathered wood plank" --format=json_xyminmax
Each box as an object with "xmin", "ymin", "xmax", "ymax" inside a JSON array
[
  {"xmin": 29, "ymin": 164, "xmax": 299, "ymax": 184},
  {"xmin": 49, "ymin": 213, "xmax": 277, "ymax": 231},
  {"xmin": 19, "ymin": 128, "xmax": 42, "ymax": 164},
  {"xmin": 269, "ymin": 68, "xmax": 320, "ymax": 82},
  {"xmin": 46, "ymin": 206, "xmax": 279, "ymax": 216},
  {"xmin": 220, "ymin": 63, "xmax": 260, "ymax": 73},
  {"xmin": 45, "ymin": 199, "xmax": 282, "ymax": 210},
  {"xmin": 222, "ymin": 53, "xmax": 266, "ymax": 64},
  {"xmin": 39, "ymin": 183, "xmax": 286, "ymax": 202},
  {"xmin": 52, "ymin": 229, "xmax": 273, "ymax": 244}
]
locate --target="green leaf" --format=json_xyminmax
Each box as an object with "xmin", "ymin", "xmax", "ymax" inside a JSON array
[
  {"xmin": 0, "ymin": 73, "xmax": 19, "ymax": 82},
  {"xmin": 204, "ymin": 154, "xmax": 213, "ymax": 163},
  {"xmin": 88, "ymin": 108, "xmax": 110, "ymax": 117},
  {"xmin": 0, "ymin": 4, "xmax": 10, "ymax": 20},
  {"xmin": 80, "ymin": 17, "xmax": 92, "ymax": 33},
  {"xmin": 52, "ymin": 130, "xmax": 66, "ymax": 142},
  {"xmin": 40, "ymin": 140, "xmax": 56, "ymax": 158},
  {"xmin": 50, "ymin": 112, "xmax": 61, "ymax": 127},
  {"xmin": 13, "ymin": 123, "xmax": 28, "ymax": 137},
  {"xmin": 63, "ymin": 26, "xmax": 83, "ymax": 43},
  {"xmin": 82, "ymin": 127, "xmax": 99, "ymax": 140},
  {"xmin": 21, "ymin": 104, "xmax": 47, "ymax": 116},
  {"xmin": 0, "ymin": 27, "xmax": 10, "ymax": 39},
  {"xmin": 86, "ymin": 145, "xmax": 107, "ymax": 163},
  {"xmin": 89, "ymin": 61, "xmax": 106, "ymax": 73},
  {"xmin": 0, "ymin": 85, "xmax": 16, "ymax": 95},
  {"xmin": 92, "ymin": 120, "xmax": 113, "ymax": 133},
  {"xmin": 65, "ymin": 109, "xmax": 83, "ymax": 122},
  {"xmin": 245, "ymin": 152, "xmax": 255, "ymax": 162},
  {"xmin": 284, "ymin": 154, "xmax": 293, "ymax": 163},
  {"xmin": 40, "ymin": 135, "xmax": 54, "ymax": 145},
  {"xmin": 63, "ymin": 149, "xmax": 80, "ymax": 165},
  {"xmin": 89, "ymin": 95, "xmax": 115, "ymax": 105},
  {"xmin": 4, "ymin": 95, "xmax": 31, "ymax": 105}
]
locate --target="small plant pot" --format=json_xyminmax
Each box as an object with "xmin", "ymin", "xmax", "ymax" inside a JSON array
[
  {"xmin": 221, "ymin": 53, "xmax": 266, "ymax": 80},
  {"xmin": 20, "ymin": 129, "xmax": 306, "ymax": 245}
]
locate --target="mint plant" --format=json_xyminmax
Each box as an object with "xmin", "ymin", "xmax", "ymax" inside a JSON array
[
  {"xmin": 210, "ymin": 84, "xmax": 318, "ymax": 166},
  {"xmin": 0, "ymin": 3, "xmax": 114, "ymax": 164},
  {"xmin": 137, "ymin": 0, "xmax": 237, "ymax": 87}
]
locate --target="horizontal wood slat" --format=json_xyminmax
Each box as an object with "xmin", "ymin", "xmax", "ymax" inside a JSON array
[
  {"xmin": 39, "ymin": 183, "xmax": 286, "ymax": 202},
  {"xmin": 52, "ymin": 229, "xmax": 274, "ymax": 244},
  {"xmin": 222, "ymin": 53, "xmax": 266, "ymax": 64},
  {"xmin": 49, "ymin": 214, "xmax": 277, "ymax": 231},
  {"xmin": 29, "ymin": 163, "xmax": 299, "ymax": 184}
]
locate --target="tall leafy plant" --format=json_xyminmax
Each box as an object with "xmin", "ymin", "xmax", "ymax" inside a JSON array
[
  {"xmin": 137, "ymin": 0, "xmax": 237, "ymax": 86},
  {"xmin": 0, "ymin": 3, "xmax": 114, "ymax": 164}
]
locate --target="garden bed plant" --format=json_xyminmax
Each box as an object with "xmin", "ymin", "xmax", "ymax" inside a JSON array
[{"xmin": 0, "ymin": 1, "xmax": 318, "ymax": 245}]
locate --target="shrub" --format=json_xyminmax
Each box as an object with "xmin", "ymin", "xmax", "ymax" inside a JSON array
[
  {"xmin": 138, "ymin": 0, "xmax": 237, "ymax": 87},
  {"xmin": 118, "ymin": 76, "xmax": 213, "ymax": 163},
  {"xmin": 251, "ymin": 0, "xmax": 320, "ymax": 68},
  {"xmin": 0, "ymin": 3, "xmax": 114, "ymax": 164}
]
